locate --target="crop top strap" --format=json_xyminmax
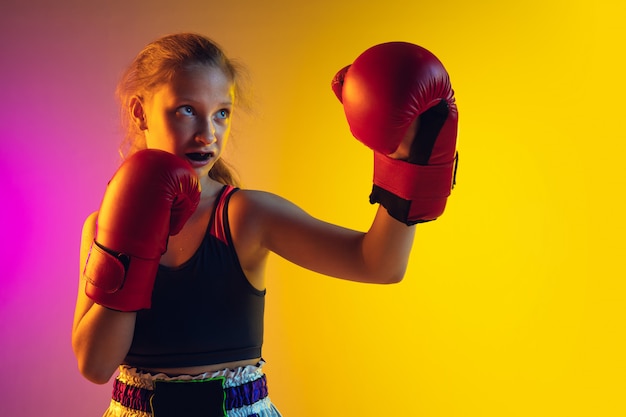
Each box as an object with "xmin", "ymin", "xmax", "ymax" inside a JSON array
[{"xmin": 209, "ymin": 185, "xmax": 238, "ymax": 244}]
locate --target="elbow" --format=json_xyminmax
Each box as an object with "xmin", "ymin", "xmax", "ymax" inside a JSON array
[
  {"xmin": 382, "ymin": 271, "xmax": 405, "ymax": 284},
  {"xmin": 362, "ymin": 251, "xmax": 410, "ymax": 284},
  {"xmin": 76, "ymin": 357, "xmax": 116, "ymax": 385},
  {"xmin": 377, "ymin": 257, "xmax": 409, "ymax": 284},
  {"xmin": 384, "ymin": 261, "xmax": 410, "ymax": 284},
  {"xmin": 73, "ymin": 340, "xmax": 118, "ymax": 385},
  {"xmin": 372, "ymin": 265, "xmax": 407, "ymax": 284}
]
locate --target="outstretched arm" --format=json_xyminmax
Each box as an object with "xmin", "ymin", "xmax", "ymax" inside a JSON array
[
  {"xmin": 233, "ymin": 42, "xmax": 458, "ymax": 285},
  {"xmin": 230, "ymin": 189, "xmax": 416, "ymax": 285}
]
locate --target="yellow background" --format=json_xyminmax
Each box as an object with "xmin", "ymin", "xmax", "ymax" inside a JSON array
[
  {"xmin": 1, "ymin": 0, "xmax": 625, "ymax": 416},
  {"xmin": 223, "ymin": 1, "xmax": 626, "ymax": 416}
]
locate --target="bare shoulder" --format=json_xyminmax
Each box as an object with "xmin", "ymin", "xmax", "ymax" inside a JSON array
[
  {"xmin": 228, "ymin": 189, "xmax": 283, "ymax": 235},
  {"xmin": 225, "ymin": 190, "xmax": 287, "ymax": 285},
  {"xmin": 231, "ymin": 188, "xmax": 282, "ymax": 205},
  {"xmin": 81, "ymin": 211, "xmax": 100, "ymax": 248},
  {"xmin": 227, "ymin": 188, "xmax": 315, "ymax": 250},
  {"xmin": 228, "ymin": 189, "xmax": 316, "ymax": 235},
  {"xmin": 82, "ymin": 211, "xmax": 99, "ymax": 233}
]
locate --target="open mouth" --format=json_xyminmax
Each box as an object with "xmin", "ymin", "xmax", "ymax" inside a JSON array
[{"xmin": 186, "ymin": 152, "xmax": 212, "ymax": 162}]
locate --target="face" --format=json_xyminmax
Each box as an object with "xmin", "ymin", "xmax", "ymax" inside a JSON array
[{"xmin": 133, "ymin": 65, "xmax": 235, "ymax": 179}]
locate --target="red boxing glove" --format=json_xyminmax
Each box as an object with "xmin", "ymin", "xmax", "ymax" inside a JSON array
[
  {"xmin": 83, "ymin": 149, "xmax": 201, "ymax": 311},
  {"xmin": 332, "ymin": 42, "xmax": 458, "ymax": 224}
]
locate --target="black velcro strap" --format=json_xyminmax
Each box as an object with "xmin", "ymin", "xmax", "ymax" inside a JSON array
[{"xmin": 369, "ymin": 185, "xmax": 433, "ymax": 225}]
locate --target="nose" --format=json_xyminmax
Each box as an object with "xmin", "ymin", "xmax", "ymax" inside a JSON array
[{"xmin": 195, "ymin": 119, "xmax": 217, "ymax": 145}]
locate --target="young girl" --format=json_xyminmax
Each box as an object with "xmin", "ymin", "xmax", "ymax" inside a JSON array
[{"xmin": 72, "ymin": 33, "xmax": 457, "ymax": 417}]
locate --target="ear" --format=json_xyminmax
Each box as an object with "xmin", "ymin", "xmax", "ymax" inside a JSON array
[{"xmin": 129, "ymin": 96, "xmax": 148, "ymax": 130}]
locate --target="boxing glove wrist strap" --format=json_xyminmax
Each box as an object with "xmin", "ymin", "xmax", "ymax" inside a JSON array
[
  {"xmin": 83, "ymin": 240, "xmax": 160, "ymax": 312},
  {"xmin": 370, "ymin": 152, "xmax": 456, "ymax": 225}
]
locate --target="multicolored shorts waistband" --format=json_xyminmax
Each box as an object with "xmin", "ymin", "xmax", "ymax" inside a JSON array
[{"xmin": 112, "ymin": 373, "xmax": 268, "ymax": 416}]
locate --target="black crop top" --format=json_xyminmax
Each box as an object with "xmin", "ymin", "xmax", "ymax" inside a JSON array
[{"xmin": 124, "ymin": 185, "xmax": 266, "ymax": 368}]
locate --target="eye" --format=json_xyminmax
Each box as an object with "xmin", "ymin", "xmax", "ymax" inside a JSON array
[
  {"xmin": 177, "ymin": 105, "xmax": 196, "ymax": 116},
  {"xmin": 216, "ymin": 109, "xmax": 230, "ymax": 120}
]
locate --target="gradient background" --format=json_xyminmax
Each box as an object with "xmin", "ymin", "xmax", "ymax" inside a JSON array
[{"xmin": 1, "ymin": 0, "xmax": 625, "ymax": 416}]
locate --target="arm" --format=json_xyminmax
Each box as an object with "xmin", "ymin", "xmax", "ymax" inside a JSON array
[
  {"xmin": 231, "ymin": 187, "xmax": 416, "ymax": 286},
  {"xmin": 265, "ymin": 202, "xmax": 416, "ymax": 284}
]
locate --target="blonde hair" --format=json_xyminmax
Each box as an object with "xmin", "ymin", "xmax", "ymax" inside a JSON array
[{"xmin": 115, "ymin": 33, "xmax": 246, "ymax": 186}]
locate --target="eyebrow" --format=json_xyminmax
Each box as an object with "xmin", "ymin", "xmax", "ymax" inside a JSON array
[{"xmin": 177, "ymin": 97, "xmax": 233, "ymax": 107}]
